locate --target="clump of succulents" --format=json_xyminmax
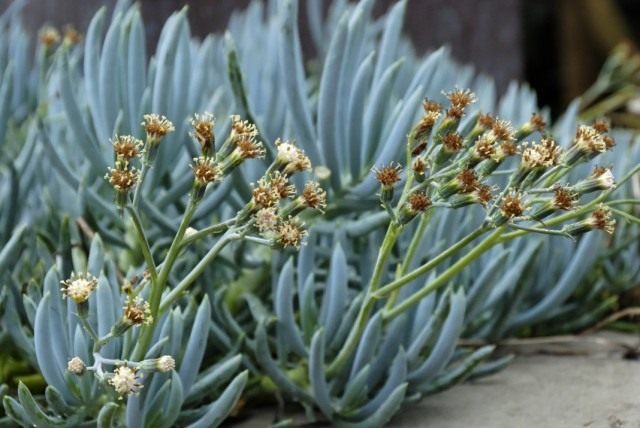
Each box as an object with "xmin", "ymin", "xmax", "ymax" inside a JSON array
[{"xmin": 1, "ymin": 0, "xmax": 640, "ymax": 427}]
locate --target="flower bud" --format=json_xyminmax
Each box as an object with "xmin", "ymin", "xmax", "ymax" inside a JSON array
[
  {"xmin": 570, "ymin": 168, "xmax": 615, "ymax": 195},
  {"xmin": 563, "ymin": 204, "xmax": 616, "ymax": 236},
  {"xmin": 140, "ymin": 355, "xmax": 175, "ymax": 373},
  {"xmin": 373, "ymin": 163, "xmax": 402, "ymax": 202},
  {"xmin": 67, "ymin": 357, "xmax": 86, "ymax": 375}
]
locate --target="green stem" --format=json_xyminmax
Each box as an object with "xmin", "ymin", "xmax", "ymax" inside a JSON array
[
  {"xmin": 326, "ymin": 222, "xmax": 401, "ymax": 377},
  {"xmin": 159, "ymin": 231, "xmax": 240, "ymax": 313},
  {"xmin": 383, "ymin": 227, "xmax": 504, "ymax": 320},
  {"xmin": 131, "ymin": 198, "xmax": 198, "ymax": 360},
  {"xmin": 125, "ymin": 206, "xmax": 157, "ymax": 282},
  {"xmin": 78, "ymin": 314, "xmax": 99, "ymax": 344},
  {"xmin": 609, "ymin": 207, "xmax": 640, "ymax": 225},
  {"xmin": 384, "ymin": 211, "xmax": 432, "ymax": 311},
  {"xmin": 374, "ymin": 226, "xmax": 487, "ymax": 299},
  {"xmin": 179, "ymin": 217, "xmax": 236, "ymax": 247},
  {"xmin": 132, "ymin": 162, "xmax": 150, "ymax": 210}
]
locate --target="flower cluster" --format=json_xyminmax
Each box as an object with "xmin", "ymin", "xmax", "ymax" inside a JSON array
[{"xmin": 373, "ymin": 88, "xmax": 618, "ymax": 236}]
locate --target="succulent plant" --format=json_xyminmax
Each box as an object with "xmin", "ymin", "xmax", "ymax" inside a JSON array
[{"xmin": 1, "ymin": 0, "xmax": 639, "ymax": 427}]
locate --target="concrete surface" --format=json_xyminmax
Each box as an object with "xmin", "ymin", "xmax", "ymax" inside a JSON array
[{"xmin": 231, "ymin": 333, "xmax": 640, "ymax": 427}]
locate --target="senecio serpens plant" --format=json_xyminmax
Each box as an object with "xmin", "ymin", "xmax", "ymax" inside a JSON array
[{"xmin": 3, "ymin": 112, "xmax": 326, "ymax": 427}]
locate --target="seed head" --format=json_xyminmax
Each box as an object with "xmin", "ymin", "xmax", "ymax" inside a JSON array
[
  {"xmin": 122, "ymin": 296, "xmax": 152, "ymax": 326},
  {"xmin": 500, "ymin": 141, "xmax": 519, "ymax": 157},
  {"xmin": 500, "ymin": 192, "xmax": 525, "ymax": 218},
  {"xmin": 301, "ymin": 182, "xmax": 327, "ymax": 211},
  {"xmin": 191, "ymin": 156, "xmax": 221, "ymax": 186},
  {"xmin": 67, "ymin": 357, "xmax": 86, "ymax": 375},
  {"xmin": 276, "ymin": 219, "xmax": 307, "ymax": 249},
  {"xmin": 112, "ymin": 135, "xmax": 143, "ymax": 160},
  {"xmin": 142, "ymin": 114, "xmax": 174, "ymax": 144},
  {"xmin": 423, "ymin": 99, "xmax": 442, "ymax": 113},
  {"xmin": 109, "ymin": 366, "xmax": 143, "ymax": 398},
  {"xmin": 373, "ymin": 163, "xmax": 402, "ymax": 188},
  {"xmin": 60, "ymin": 272, "xmax": 98, "ymax": 304}
]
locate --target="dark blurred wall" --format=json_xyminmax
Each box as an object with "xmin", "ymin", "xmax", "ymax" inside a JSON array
[{"xmin": 3, "ymin": 0, "xmax": 523, "ymax": 92}]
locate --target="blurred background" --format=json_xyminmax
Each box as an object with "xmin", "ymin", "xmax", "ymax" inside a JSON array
[{"xmin": 2, "ymin": 0, "xmax": 640, "ymax": 117}]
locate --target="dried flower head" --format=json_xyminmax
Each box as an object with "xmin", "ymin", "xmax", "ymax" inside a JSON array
[
  {"xmin": 473, "ymin": 184, "xmax": 494, "ymax": 207},
  {"xmin": 60, "ymin": 272, "xmax": 98, "ymax": 304},
  {"xmin": 252, "ymin": 178, "xmax": 280, "ymax": 208},
  {"xmin": 457, "ymin": 169, "xmax": 479, "ymax": 193},
  {"xmin": 301, "ymin": 182, "xmax": 327, "ymax": 211},
  {"xmin": 478, "ymin": 114, "xmax": 495, "ymax": 129},
  {"xmin": 190, "ymin": 113, "xmax": 215, "ymax": 153},
  {"xmin": 500, "ymin": 141, "xmax": 519, "ymax": 157},
  {"xmin": 40, "ymin": 26, "xmax": 60, "ymax": 47},
  {"xmin": 269, "ymin": 172, "xmax": 296, "ymax": 199},
  {"xmin": 573, "ymin": 125, "xmax": 607, "ymax": 154},
  {"xmin": 373, "ymin": 163, "xmax": 402, "ymax": 188},
  {"xmin": 235, "ymin": 136, "xmax": 266, "ymax": 159},
  {"xmin": 254, "ymin": 207, "xmax": 280, "ymax": 233},
  {"xmin": 112, "ymin": 135, "xmax": 143, "ymax": 160},
  {"xmin": 275, "ymin": 139, "xmax": 312, "ymax": 175},
  {"xmin": 441, "ymin": 133, "xmax": 463, "ymax": 152},
  {"xmin": 474, "ymin": 134, "xmax": 497, "ymax": 159},
  {"xmin": 500, "ymin": 192, "xmax": 525, "ymax": 218},
  {"xmin": 67, "ymin": 357, "xmax": 86, "ymax": 375},
  {"xmin": 413, "ymin": 158, "xmax": 427, "ymax": 175},
  {"xmin": 529, "ymin": 113, "xmax": 546, "ymax": 132},
  {"xmin": 109, "ymin": 366, "xmax": 143, "ymax": 398},
  {"xmin": 105, "ymin": 167, "xmax": 139, "ymax": 192},
  {"xmin": 122, "ymin": 296, "xmax": 152, "ymax": 326},
  {"xmin": 491, "ymin": 119, "xmax": 515, "ymax": 142},
  {"xmin": 191, "ymin": 156, "xmax": 221, "ymax": 186},
  {"xmin": 445, "ymin": 88, "xmax": 476, "ymax": 109},
  {"xmin": 63, "ymin": 25, "xmax": 82, "ymax": 45},
  {"xmin": 276, "ymin": 219, "xmax": 307, "ymax": 249},
  {"xmin": 423, "ymin": 99, "xmax": 442, "ymax": 113},
  {"xmin": 408, "ymin": 191, "xmax": 431, "ymax": 213},
  {"xmin": 142, "ymin": 114, "xmax": 174, "ymax": 143},
  {"xmin": 592, "ymin": 118, "xmax": 610, "ymax": 134},
  {"xmin": 230, "ymin": 115, "xmax": 259, "ymax": 140},
  {"xmin": 590, "ymin": 204, "xmax": 616, "ymax": 234},
  {"xmin": 521, "ymin": 138, "xmax": 561, "ymax": 170},
  {"xmin": 553, "ymin": 186, "xmax": 577, "ymax": 210}
]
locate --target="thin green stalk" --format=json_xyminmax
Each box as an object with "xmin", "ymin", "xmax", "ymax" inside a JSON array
[
  {"xmin": 126, "ymin": 206, "xmax": 157, "ymax": 282},
  {"xmin": 609, "ymin": 207, "xmax": 640, "ymax": 225},
  {"xmin": 131, "ymin": 198, "xmax": 198, "ymax": 360},
  {"xmin": 159, "ymin": 231, "xmax": 240, "ymax": 313},
  {"xmin": 78, "ymin": 314, "xmax": 99, "ymax": 344},
  {"xmin": 374, "ymin": 225, "xmax": 487, "ymax": 299},
  {"xmin": 180, "ymin": 217, "xmax": 236, "ymax": 247},
  {"xmin": 132, "ymin": 162, "xmax": 150, "ymax": 209},
  {"xmin": 508, "ymin": 222, "xmax": 574, "ymax": 239},
  {"xmin": 326, "ymin": 222, "xmax": 401, "ymax": 377},
  {"xmin": 384, "ymin": 211, "xmax": 432, "ymax": 311},
  {"xmin": 383, "ymin": 227, "xmax": 505, "ymax": 320}
]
